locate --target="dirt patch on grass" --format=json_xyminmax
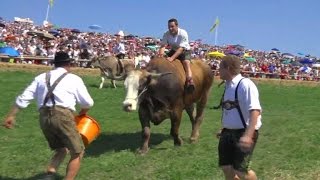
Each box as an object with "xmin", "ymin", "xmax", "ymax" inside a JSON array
[
  {"xmin": 1, "ymin": 62, "xmax": 319, "ymax": 87},
  {"xmin": 251, "ymin": 78, "xmax": 320, "ymax": 87},
  {"xmin": 0, "ymin": 62, "xmax": 100, "ymax": 76}
]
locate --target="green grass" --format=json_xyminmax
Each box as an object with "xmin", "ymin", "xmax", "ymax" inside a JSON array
[{"xmin": 0, "ymin": 71, "xmax": 319, "ymax": 180}]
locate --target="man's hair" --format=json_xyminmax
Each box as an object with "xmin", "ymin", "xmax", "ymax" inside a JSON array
[
  {"xmin": 54, "ymin": 61, "xmax": 71, "ymax": 68},
  {"xmin": 220, "ymin": 55, "xmax": 241, "ymax": 75},
  {"xmin": 168, "ymin": 18, "xmax": 178, "ymax": 26}
]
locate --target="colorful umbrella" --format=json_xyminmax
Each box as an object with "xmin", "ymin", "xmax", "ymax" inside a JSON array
[
  {"xmin": 299, "ymin": 58, "xmax": 313, "ymax": 64},
  {"xmin": 48, "ymin": 29, "xmax": 59, "ymax": 36},
  {"xmin": 0, "ymin": 47, "xmax": 20, "ymax": 57},
  {"xmin": 27, "ymin": 31, "xmax": 55, "ymax": 40},
  {"xmin": 243, "ymin": 53, "xmax": 251, "ymax": 58},
  {"xmin": 71, "ymin": 29, "xmax": 81, "ymax": 33},
  {"xmin": 282, "ymin": 53, "xmax": 294, "ymax": 59},
  {"xmin": 244, "ymin": 57, "xmax": 256, "ymax": 62},
  {"xmin": 89, "ymin": 25, "xmax": 102, "ymax": 30},
  {"xmin": 280, "ymin": 59, "xmax": 292, "ymax": 64},
  {"xmin": 207, "ymin": 51, "xmax": 225, "ymax": 57}
]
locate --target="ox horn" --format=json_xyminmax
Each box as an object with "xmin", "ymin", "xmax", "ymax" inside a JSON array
[{"xmin": 147, "ymin": 72, "xmax": 173, "ymax": 78}]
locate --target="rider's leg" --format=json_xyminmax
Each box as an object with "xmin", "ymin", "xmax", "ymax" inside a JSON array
[{"xmin": 182, "ymin": 60, "xmax": 193, "ymax": 81}]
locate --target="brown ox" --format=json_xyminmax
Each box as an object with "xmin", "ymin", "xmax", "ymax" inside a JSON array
[
  {"xmin": 91, "ymin": 56, "xmax": 135, "ymax": 88},
  {"xmin": 122, "ymin": 57, "xmax": 213, "ymax": 154}
]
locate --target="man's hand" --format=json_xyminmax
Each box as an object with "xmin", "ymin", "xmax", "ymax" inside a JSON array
[
  {"xmin": 3, "ymin": 115, "xmax": 16, "ymax": 129},
  {"xmin": 216, "ymin": 129, "xmax": 222, "ymax": 139},
  {"xmin": 166, "ymin": 57, "xmax": 174, "ymax": 62},
  {"xmin": 238, "ymin": 135, "xmax": 253, "ymax": 152},
  {"xmin": 3, "ymin": 105, "xmax": 20, "ymax": 129},
  {"xmin": 79, "ymin": 108, "xmax": 89, "ymax": 116}
]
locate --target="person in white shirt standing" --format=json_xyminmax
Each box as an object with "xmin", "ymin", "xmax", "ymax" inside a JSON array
[
  {"xmin": 114, "ymin": 34, "xmax": 126, "ymax": 60},
  {"xmin": 3, "ymin": 51, "xmax": 94, "ymax": 180},
  {"xmin": 158, "ymin": 18, "xmax": 194, "ymax": 92},
  {"xmin": 216, "ymin": 55, "xmax": 262, "ymax": 180}
]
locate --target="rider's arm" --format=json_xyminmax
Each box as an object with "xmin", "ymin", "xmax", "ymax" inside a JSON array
[
  {"xmin": 158, "ymin": 45, "xmax": 166, "ymax": 57},
  {"xmin": 158, "ymin": 33, "xmax": 168, "ymax": 57},
  {"xmin": 170, "ymin": 47, "xmax": 184, "ymax": 60}
]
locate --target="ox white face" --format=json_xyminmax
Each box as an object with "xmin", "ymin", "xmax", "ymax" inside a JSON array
[{"xmin": 123, "ymin": 71, "xmax": 143, "ymax": 112}]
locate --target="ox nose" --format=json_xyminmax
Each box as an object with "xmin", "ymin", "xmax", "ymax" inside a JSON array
[{"xmin": 123, "ymin": 103, "xmax": 132, "ymax": 112}]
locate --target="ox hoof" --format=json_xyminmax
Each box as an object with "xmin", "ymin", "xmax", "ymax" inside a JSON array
[
  {"xmin": 137, "ymin": 148, "xmax": 149, "ymax": 155},
  {"xmin": 189, "ymin": 137, "xmax": 199, "ymax": 144},
  {"xmin": 174, "ymin": 138, "xmax": 183, "ymax": 146}
]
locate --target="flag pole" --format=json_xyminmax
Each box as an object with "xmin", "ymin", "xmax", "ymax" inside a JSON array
[
  {"xmin": 45, "ymin": 3, "xmax": 50, "ymax": 22},
  {"xmin": 214, "ymin": 26, "xmax": 218, "ymax": 45},
  {"xmin": 214, "ymin": 17, "xmax": 219, "ymax": 46}
]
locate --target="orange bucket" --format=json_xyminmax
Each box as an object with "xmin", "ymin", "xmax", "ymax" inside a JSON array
[{"xmin": 74, "ymin": 115, "xmax": 101, "ymax": 147}]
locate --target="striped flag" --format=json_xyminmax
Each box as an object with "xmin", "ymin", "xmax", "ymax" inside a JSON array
[
  {"xmin": 49, "ymin": 0, "xmax": 54, "ymax": 7},
  {"xmin": 209, "ymin": 17, "xmax": 220, "ymax": 32}
]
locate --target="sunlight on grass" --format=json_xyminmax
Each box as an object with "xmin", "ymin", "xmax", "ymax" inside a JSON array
[{"xmin": 0, "ymin": 71, "xmax": 319, "ymax": 180}]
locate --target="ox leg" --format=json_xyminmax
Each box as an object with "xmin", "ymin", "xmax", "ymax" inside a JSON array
[
  {"xmin": 170, "ymin": 108, "xmax": 183, "ymax": 146},
  {"xmin": 185, "ymin": 104, "xmax": 197, "ymax": 142},
  {"xmin": 190, "ymin": 90, "xmax": 210, "ymax": 142},
  {"xmin": 99, "ymin": 77, "xmax": 105, "ymax": 89},
  {"xmin": 111, "ymin": 79, "xmax": 117, "ymax": 88},
  {"xmin": 138, "ymin": 107, "xmax": 151, "ymax": 154}
]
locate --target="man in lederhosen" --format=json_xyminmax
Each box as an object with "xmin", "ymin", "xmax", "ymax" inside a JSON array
[
  {"xmin": 217, "ymin": 55, "xmax": 262, "ymax": 180},
  {"xmin": 3, "ymin": 51, "xmax": 94, "ymax": 180}
]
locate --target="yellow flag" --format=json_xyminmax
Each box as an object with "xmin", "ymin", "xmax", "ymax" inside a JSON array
[
  {"xmin": 49, "ymin": 0, "xmax": 54, "ymax": 7},
  {"xmin": 209, "ymin": 17, "xmax": 220, "ymax": 32}
]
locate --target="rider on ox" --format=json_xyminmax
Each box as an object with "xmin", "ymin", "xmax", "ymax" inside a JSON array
[
  {"xmin": 113, "ymin": 34, "xmax": 126, "ymax": 60},
  {"xmin": 91, "ymin": 56, "xmax": 134, "ymax": 88},
  {"xmin": 158, "ymin": 18, "xmax": 195, "ymax": 93},
  {"xmin": 122, "ymin": 56, "xmax": 213, "ymax": 154}
]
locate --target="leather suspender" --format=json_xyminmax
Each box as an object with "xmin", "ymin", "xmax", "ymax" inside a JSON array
[
  {"xmin": 43, "ymin": 72, "xmax": 69, "ymax": 106},
  {"xmin": 235, "ymin": 78, "xmax": 247, "ymax": 128},
  {"xmin": 214, "ymin": 78, "xmax": 247, "ymax": 129}
]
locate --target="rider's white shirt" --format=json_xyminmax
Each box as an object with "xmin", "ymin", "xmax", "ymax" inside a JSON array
[{"xmin": 161, "ymin": 28, "xmax": 190, "ymax": 51}]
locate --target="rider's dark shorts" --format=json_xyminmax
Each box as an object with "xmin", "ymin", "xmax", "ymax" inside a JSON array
[
  {"xmin": 218, "ymin": 128, "xmax": 259, "ymax": 172},
  {"xmin": 116, "ymin": 53, "xmax": 125, "ymax": 60},
  {"xmin": 167, "ymin": 49, "xmax": 191, "ymax": 61}
]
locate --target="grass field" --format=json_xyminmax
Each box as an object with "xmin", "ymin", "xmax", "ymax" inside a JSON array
[{"xmin": 0, "ymin": 70, "xmax": 319, "ymax": 180}]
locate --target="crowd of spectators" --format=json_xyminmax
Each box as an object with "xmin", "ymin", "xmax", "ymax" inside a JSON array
[{"xmin": 0, "ymin": 17, "xmax": 319, "ymax": 81}]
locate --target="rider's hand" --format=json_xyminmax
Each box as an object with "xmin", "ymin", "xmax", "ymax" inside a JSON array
[{"xmin": 167, "ymin": 57, "xmax": 174, "ymax": 62}]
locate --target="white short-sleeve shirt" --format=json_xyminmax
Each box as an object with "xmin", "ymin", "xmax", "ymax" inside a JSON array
[
  {"xmin": 114, "ymin": 42, "xmax": 126, "ymax": 54},
  {"xmin": 15, "ymin": 68, "xmax": 94, "ymax": 111},
  {"xmin": 161, "ymin": 28, "xmax": 190, "ymax": 51},
  {"xmin": 222, "ymin": 74, "xmax": 262, "ymax": 130}
]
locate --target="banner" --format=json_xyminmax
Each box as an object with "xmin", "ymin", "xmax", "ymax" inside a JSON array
[
  {"xmin": 49, "ymin": 0, "xmax": 54, "ymax": 7},
  {"xmin": 209, "ymin": 17, "xmax": 220, "ymax": 32}
]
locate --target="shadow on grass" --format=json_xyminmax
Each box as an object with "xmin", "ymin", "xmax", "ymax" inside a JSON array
[
  {"xmin": 85, "ymin": 131, "xmax": 171, "ymax": 156},
  {"xmin": 0, "ymin": 172, "xmax": 64, "ymax": 180}
]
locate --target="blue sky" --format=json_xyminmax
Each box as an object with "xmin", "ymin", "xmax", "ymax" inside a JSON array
[{"xmin": 1, "ymin": 0, "xmax": 319, "ymax": 56}]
